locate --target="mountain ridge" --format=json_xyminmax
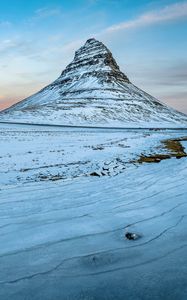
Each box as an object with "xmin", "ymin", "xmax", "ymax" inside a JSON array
[{"xmin": 1, "ymin": 38, "xmax": 187, "ymax": 127}]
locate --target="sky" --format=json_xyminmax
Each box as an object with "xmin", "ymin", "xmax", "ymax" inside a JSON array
[{"xmin": 0, "ymin": 0, "xmax": 187, "ymax": 113}]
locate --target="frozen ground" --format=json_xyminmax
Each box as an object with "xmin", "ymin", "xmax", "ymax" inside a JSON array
[{"xmin": 0, "ymin": 123, "xmax": 187, "ymax": 300}]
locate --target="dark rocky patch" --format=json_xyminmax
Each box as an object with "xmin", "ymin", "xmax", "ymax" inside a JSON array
[
  {"xmin": 125, "ymin": 232, "xmax": 140, "ymax": 240},
  {"xmin": 90, "ymin": 172, "xmax": 100, "ymax": 177}
]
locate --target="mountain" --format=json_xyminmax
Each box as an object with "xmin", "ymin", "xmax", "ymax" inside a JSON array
[{"xmin": 1, "ymin": 38, "xmax": 187, "ymax": 127}]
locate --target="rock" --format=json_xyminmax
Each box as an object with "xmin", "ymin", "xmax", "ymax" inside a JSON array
[
  {"xmin": 125, "ymin": 232, "xmax": 140, "ymax": 240},
  {"xmin": 92, "ymin": 146, "xmax": 104, "ymax": 150},
  {"xmin": 90, "ymin": 172, "xmax": 100, "ymax": 177}
]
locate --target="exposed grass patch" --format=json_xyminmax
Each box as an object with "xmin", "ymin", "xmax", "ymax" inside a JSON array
[
  {"xmin": 163, "ymin": 138, "xmax": 187, "ymax": 158},
  {"xmin": 138, "ymin": 154, "xmax": 171, "ymax": 163},
  {"xmin": 137, "ymin": 137, "xmax": 187, "ymax": 164}
]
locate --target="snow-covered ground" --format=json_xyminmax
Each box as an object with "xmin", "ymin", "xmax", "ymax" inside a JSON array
[{"xmin": 0, "ymin": 123, "xmax": 187, "ymax": 300}]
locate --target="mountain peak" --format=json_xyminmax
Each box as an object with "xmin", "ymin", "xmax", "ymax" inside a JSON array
[
  {"xmin": 74, "ymin": 37, "xmax": 108, "ymax": 61},
  {"xmin": 61, "ymin": 38, "xmax": 130, "ymax": 83},
  {"xmin": 85, "ymin": 37, "xmax": 98, "ymax": 44},
  {"xmin": 83, "ymin": 37, "xmax": 107, "ymax": 51}
]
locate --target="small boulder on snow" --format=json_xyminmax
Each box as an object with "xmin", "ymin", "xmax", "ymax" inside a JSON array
[{"xmin": 125, "ymin": 232, "xmax": 140, "ymax": 240}]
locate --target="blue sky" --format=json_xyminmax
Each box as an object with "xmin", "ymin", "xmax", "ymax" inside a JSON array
[{"xmin": 0, "ymin": 0, "xmax": 187, "ymax": 113}]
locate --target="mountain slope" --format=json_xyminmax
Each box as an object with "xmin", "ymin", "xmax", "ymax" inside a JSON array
[{"xmin": 1, "ymin": 38, "xmax": 187, "ymax": 127}]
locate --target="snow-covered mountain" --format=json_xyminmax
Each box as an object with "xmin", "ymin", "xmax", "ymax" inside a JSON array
[{"xmin": 1, "ymin": 38, "xmax": 187, "ymax": 127}]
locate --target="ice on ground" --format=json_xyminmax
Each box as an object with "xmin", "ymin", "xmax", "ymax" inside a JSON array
[{"xmin": 0, "ymin": 123, "xmax": 187, "ymax": 300}]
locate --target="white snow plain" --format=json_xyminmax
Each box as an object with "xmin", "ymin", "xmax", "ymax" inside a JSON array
[{"xmin": 0, "ymin": 123, "xmax": 187, "ymax": 300}]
